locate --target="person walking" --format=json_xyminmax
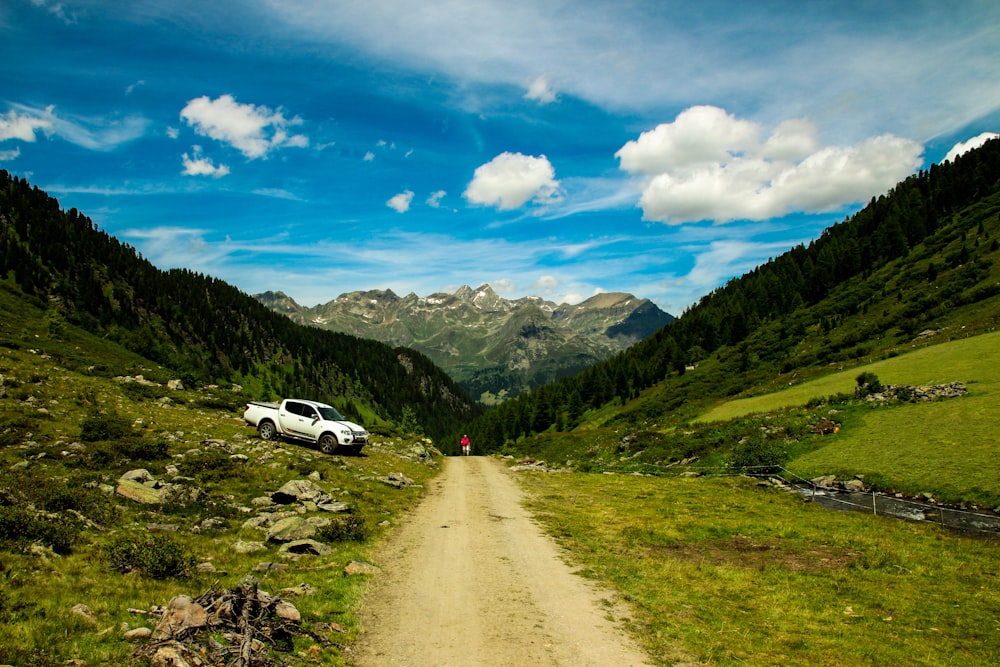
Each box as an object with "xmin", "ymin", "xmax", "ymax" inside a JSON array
[{"xmin": 460, "ymin": 434, "xmax": 471, "ymax": 456}]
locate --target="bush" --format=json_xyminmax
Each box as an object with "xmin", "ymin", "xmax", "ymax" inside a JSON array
[
  {"xmin": 729, "ymin": 436, "xmax": 787, "ymax": 474},
  {"xmin": 0, "ymin": 415, "xmax": 37, "ymax": 449},
  {"xmin": 84, "ymin": 437, "xmax": 170, "ymax": 467},
  {"xmin": 80, "ymin": 412, "xmax": 134, "ymax": 442},
  {"xmin": 0, "ymin": 506, "xmax": 78, "ymax": 554},
  {"xmin": 183, "ymin": 449, "xmax": 240, "ymax": 483},
  {"xmin": 0, "ymin": 469, "xmax": 117, "ymax": 528},
  {"xmin": 854, "ymin": 372, "xmax": 883, "ymax": 398},
  {"xmin": 102, "ymin": 533, "xmax": 195, "ymax": 579},
  {"xmin": 316, "ymin": 514, "xmax": 369, "ymax": 542}
]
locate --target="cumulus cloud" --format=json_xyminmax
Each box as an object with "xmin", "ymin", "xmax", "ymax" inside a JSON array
[
  {"xmin": 181, "ymin": 146, "xmax": 230, "ymax": 177},
  {"xmin": 943, "ymin": 132, "xmax": 999, "ymax": 163},
  {"xmin": 387, "ymin": 190, "xmax": 414, "ymax": 213},
  {"xmin": 524, "ymin": 75, "xmax": 557, "ymax": 104},
  {"xmin": 426, "ymin": 190, "xmax": 447, "ymax": 208},
  {"xmin": 617, "ymin": 105, "xmax": 923, "ymax": 224},
  {"xmin": 179, "ymin": 94, "xmax": 308, "ymax": 159},
  {"xmin": 0, "ymin": 147, "xmax": 21, "ymax": 161},
  {"xmin": 464, "ymin": 152, "xmax": 561, "ymax": 210}
]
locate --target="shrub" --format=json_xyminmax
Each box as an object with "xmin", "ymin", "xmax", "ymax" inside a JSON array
[
  {"xmin": 183, "ymin": 449, "xmax": 240, "ymax": 483},
  {"xmin": 316, "ymin": 514, "xmax": 369, "ymax": 542},
  {"xmin": 854, "ymin": 372, "xmax": 883, "ymax": 398},
  {"xmin": 729, "ymin": 436, "xmax": 787, "ymax": 474},
  {"xmin": 102, "ymin": 533, "xmax": 195, "ymax": 579},
  {"xmin": 83, "ymin": 437, "xmax": 169, "ymax": 468},
  {"xmin": 0, "ymin": 506, "xmax": 78, "ymax": 554},
  {"xmin": 80, "ymin": 412, "xmax": 134, "ymax": 442},
  {"xmin": 0, "ymin": 415, "xmax": 38, "ymax": 449}
]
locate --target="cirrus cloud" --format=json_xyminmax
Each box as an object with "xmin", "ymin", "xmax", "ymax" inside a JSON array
[
  {"xmin": 464, "ymin": 152, "xmax": 561, "ymax": 210},
  {"xmin": 179, "ymin": 94, "xmax": 309, "ymax": 159},
  {"xmin": 617, "ymin": 105, "xmax": 923, "ymax": 224}
]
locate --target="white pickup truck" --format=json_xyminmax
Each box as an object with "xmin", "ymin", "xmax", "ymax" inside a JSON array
[{"xmin": 243, "ymin": 398, "xmax": 369, "ymax": 455}]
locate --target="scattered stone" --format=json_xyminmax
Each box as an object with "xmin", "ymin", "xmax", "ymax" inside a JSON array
[
  {"xmin": 274, "ymin": 600, "xmax": 301, "ymax": 623},
  {"xmin": 343, "ymin": 559, "xmax": 381, "ymax": 576},
  {"xmin": 151, "ymin": 595, "xmax": 208, "ymax": 640},
  {"xmin": 125, "ymin": 627, "xmax": 153, "ymax": 641},
  {"xmin": 508, "ymin": 458, "xmax": 569, "ymax": 473},
  {"xmin": 254, "ymin": 562, "xmax": 289, "ymax": 573},
  {"xmin": 378, "ymin": 471, "xmax": 415, "ymax": 488},
  {"xmin": 278, "ymin": 583, "xmax": 316, "ymax": 598},
  {"xmin": 71, "ymin": 603, "xmax": 98, "ymax": 625},
  {"xmin": 278, "ymin": 539, "xmax": 332, "ymax": 557},
  {"xmin": 231, "ymin": 540, "xmax": 267, "ymax": 554}
]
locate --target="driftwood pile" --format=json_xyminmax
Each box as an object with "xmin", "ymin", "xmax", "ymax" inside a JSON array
[{"xmin": 132, "ymin": 576, "xmax": 329, "ymax": 666}]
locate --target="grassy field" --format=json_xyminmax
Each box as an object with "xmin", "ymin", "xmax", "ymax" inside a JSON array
[
  {"xmin": 518, "ymin": 471, "xmax": 1000, "ymax": 666},
  {"xmin": 684, "ymin": 330, "xmax": 1000, "ymax": 506},
  {"xmin": 696, "ymin": 329, "xmax": 1000, "ymax": 422}
]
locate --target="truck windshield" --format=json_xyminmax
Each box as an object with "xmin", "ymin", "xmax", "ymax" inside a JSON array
[{"xmin": 317, "ymin": 406, "xmax": 346, "ymax": 421}]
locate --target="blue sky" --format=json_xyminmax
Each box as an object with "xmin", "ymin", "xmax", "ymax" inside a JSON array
[{"xmin": 2, "ymin": 0, "xmax": 999, "ymax": 314}]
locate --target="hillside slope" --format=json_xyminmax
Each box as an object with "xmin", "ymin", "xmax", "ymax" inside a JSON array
[
  {"xmin": 464, "ymin": 138, "xmax": 1000, "ymax": 466},
  {"xmin": 0, "ymin": 171, "xmax": 481, "ymax": 441}
]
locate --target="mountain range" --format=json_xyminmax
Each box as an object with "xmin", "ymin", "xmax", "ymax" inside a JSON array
[{"xmin": 255, "ymin": 285, "xmax": 673, "ymax": 401}]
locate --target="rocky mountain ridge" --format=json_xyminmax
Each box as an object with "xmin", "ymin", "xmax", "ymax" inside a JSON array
[{"xmin": 255, "ymin": 284, "xmax": 673, "ymax": 400}]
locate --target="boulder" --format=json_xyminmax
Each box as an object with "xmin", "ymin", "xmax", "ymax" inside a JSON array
[
  {"xmin": 278, "ymin": 539, "xmax": 332, "ymax": 557},
  {"xmin": 152, "ymin": 595, "xmax": 208, "ymax": 640},
  {"xmin": 272, "ymin": 479, "xmax": 327, "ymax": 504},
  {"xmin": 120, "ymin": 468, "xmax": 155, "ymax": 483},
  {"xmin": 116, "ymin": 479, "xmax": 163, "ymax": 504},
  {"xmin": 266, "ymin": 516, "xmax": 318, "ymax": 542}
]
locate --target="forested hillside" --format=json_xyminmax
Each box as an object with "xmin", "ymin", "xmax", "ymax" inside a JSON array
[
  {"xmin": 0, "ymin": 172, "xmax": 482, "ymax": 440},
  {"xmin": 466, "ymin": 138, "xmax": 1000, "ymax": 450}
]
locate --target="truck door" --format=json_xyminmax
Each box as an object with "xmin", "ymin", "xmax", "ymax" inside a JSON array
[
  {"xmin": 297, "ymin": 405, "xmax": 325, "ymax": 442},
  {"xmin": 279, "ymin": 401, "xmax": 310, "ymax": 438}
]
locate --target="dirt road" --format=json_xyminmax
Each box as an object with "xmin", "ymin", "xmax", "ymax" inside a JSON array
[{"xmin": 349, "ymin": 456, "xmax": 652, "ymax": 667}]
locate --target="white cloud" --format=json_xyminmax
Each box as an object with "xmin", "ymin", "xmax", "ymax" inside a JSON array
[
  {"xmin": 181, "ymin": 146, "xmax": 230, "ymax": 178},
  {"xmin": 464, "ymin": 152, "xmax": 561, "ymax": 210},
  {"xmin": 0, "ymin": 107, "xmax": 54, "ymax": 142},
  {"xmin": 179, "ymin": 94, "xmax": 308, "ymax": 159},
  {"xmin": 943, "ymin": 132, "xmax": 999, "ymax": 163},
  {"xmin": 618, "ymin": 106, "xmax": 923, "ymax": 224},
  {"xmin": 363, "ymin": 151, "xmax": 375, "ymax": 162},
  {"xmin": 0, "ymin": 147, "xmax": 21, "ymax": 161},
  {"xmin": 617, "ymin": 106, "xmax": 760, "ymax": 174},
  {"xmin": 387, "ymin": 190, "xmax": 414, "ymax": 213},
  {"xmin": 1, "ymin": 104, "xmax": 147, "ymax": 151},
  {"xmin": 524, "ymin": 75, "xmax": 557, "ymax": 104},
  {"xmin": 259, "ymin": 2, "xmax": 999, "ymax": 145},
  {"xmin": 426, "ymin": 190, "xmax": 447, "ymax": 208}
]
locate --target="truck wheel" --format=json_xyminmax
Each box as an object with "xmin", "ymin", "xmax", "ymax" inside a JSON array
[
  {"xmin": 318, "ymin": 434, "xmax": 338, "ymax": 454},
  {"xmin": 258, "ymin": 420, "xmax": 277, "ymax": 441}
]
